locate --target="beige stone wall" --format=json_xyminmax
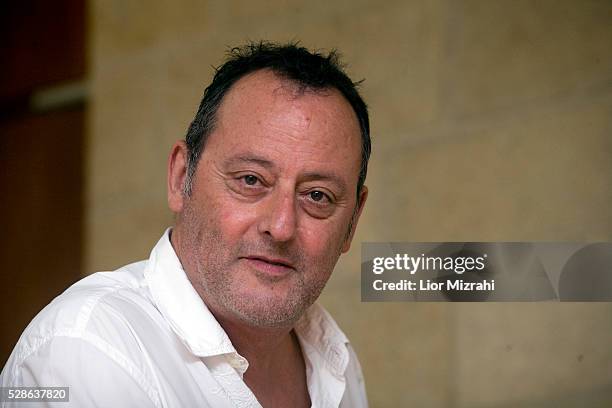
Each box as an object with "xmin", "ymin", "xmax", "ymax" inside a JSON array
[{"xmin": 88, "ymin": 1, "xmax": 612, "ymax": 406}]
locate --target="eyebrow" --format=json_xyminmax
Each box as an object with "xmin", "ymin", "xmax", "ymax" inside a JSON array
[
  {"xmin": 301, "ymin": 171, "xmax": 347, "ymax": 196},
  {"xmin": 223, "ymin": 154, "xmax": 276, "ymax": 169}
]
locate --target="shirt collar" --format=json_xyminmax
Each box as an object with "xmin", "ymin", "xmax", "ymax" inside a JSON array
[
  {"xmin": 295, "ymin": 303, "xmax": 350, "ymax": 377},
  {"xmin": 144, "ymin": 228, "xmax": 351, "ymax": 378},
  {"xmin": 144, "ymin": 228, "xmax": 237, "ymax": 358}
]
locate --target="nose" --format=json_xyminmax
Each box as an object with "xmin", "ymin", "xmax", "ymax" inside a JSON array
[{"xmin": 257, "ymin": 189, "xmax": 297, "ymax": 243}]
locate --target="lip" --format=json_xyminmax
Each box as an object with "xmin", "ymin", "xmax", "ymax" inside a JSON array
[{"xmin": 241, "ymin": 255, "xmax": 295, "ymax": 277}]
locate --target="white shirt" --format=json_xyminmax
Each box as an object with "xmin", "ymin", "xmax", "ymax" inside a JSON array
[{"xmin": 1, "ymin": 230, "xmax": 368, "ymax": 407}]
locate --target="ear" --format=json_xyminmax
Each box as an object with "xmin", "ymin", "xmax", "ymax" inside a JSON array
[
  {"xmin": 341, "ymin": 185, "xmax": 368, "ymax": 253},
  {"xmin": 167, "ymin": 141, "xmax": 189, "ymax": 213}
]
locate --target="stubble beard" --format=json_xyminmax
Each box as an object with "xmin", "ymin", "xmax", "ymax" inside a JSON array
[{"xmin": 180, "ymin": 201, "xmax": 341, "ymax": 329}]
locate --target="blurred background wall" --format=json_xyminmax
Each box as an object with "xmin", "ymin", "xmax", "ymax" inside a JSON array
[{"xmin": 2, "ymin": 0, "xmax": 612, "ymax": 406}]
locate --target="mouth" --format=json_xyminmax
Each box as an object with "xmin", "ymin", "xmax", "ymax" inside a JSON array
[{"xmin": 240, "ymin": 255, "xmax": 296, "ymax": 277}]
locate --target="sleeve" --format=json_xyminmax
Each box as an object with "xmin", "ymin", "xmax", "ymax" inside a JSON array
[{"xmin": 1, "ymin": 335, "xmax": 160, "ymax": 408}]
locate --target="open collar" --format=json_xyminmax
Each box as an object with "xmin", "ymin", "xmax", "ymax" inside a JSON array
[
  {"xmin": 144, "ymin": 228, "xmax": 237, "ymax": 358},
  {"xmin": 144, "ymin": 229, "xmax": 351, "ymax": 380}
]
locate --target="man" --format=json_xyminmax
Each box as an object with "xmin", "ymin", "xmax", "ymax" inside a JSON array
[{"xmin": 1, "ymin": 42, "xmax": 370, "ymax": 407}]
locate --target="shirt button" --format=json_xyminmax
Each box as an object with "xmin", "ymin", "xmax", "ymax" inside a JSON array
[{"xmin": 229, "ymin": 356, "xmax": 248, "ymax": 370}]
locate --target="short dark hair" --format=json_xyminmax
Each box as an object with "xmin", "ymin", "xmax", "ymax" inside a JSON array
[{"xmin": 184, "ymin": 41, "xmax": 371, "ymax": 197}]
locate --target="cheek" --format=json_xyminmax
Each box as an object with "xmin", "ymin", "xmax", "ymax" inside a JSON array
[
  {"xmin": 199, "ymin": 180, "xmax": 257, "ymax": 237},
  {"xmin": 299, "ymin": 219, "xmax": 346, "ymax": 261},
  {"xmin": 216, "ymin": 199, "xmax": 258, "ymax": 237}
]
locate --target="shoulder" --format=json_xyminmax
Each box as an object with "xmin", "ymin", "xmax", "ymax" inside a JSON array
[
  {"xmin": 1, "ymin": 261, "xmax": 169, "ymax": 406},
  {"xmin": 2, "ymin": 260, "xmax": 160, "ymax": 376}
]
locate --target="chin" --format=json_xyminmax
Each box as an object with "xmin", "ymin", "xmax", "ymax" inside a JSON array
[{"xmin": 227, "ymin": 293, "xmax": 309, "ymax": 328}]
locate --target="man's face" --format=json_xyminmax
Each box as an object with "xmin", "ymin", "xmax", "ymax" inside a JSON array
[{"xmin": 170, "ymin": 70, "xmax": 367, "ymax": 328}]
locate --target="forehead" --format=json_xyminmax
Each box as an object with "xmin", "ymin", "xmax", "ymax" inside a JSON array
[
  {"xmin": 219, "ymin": 69, "xmax": 358, "ymax": 127},
  {"xmin": 208, "ymin": 70, "xmax": 362, "ymax": 179}
]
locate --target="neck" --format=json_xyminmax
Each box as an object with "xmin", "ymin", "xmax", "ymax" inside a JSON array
[
  {"xmin": 212, "ymin": 303, "xmax": 309, "ymax": 407},
  {"xmin": 214, "ymin": 312, "xmax": 298, "ymax": 373}
]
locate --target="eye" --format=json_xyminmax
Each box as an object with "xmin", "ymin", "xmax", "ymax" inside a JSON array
[
  {"xmin": 227, "ymin": 173, "xmax": 267, "ymax": 199},
  {"xmin": 242, "ymin": 174, "xmax": 260, "ymax": 186},
  {"xmin": 301, "ymin": 189, "xmax": 336, "ymax": 218},
  {"xmin": 309, "ymin": 190, "xmax": 326, "ymax": 202},
  {"xmin": 306, "ymin": 190, "xmax": 334, "ymax": 205}
]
